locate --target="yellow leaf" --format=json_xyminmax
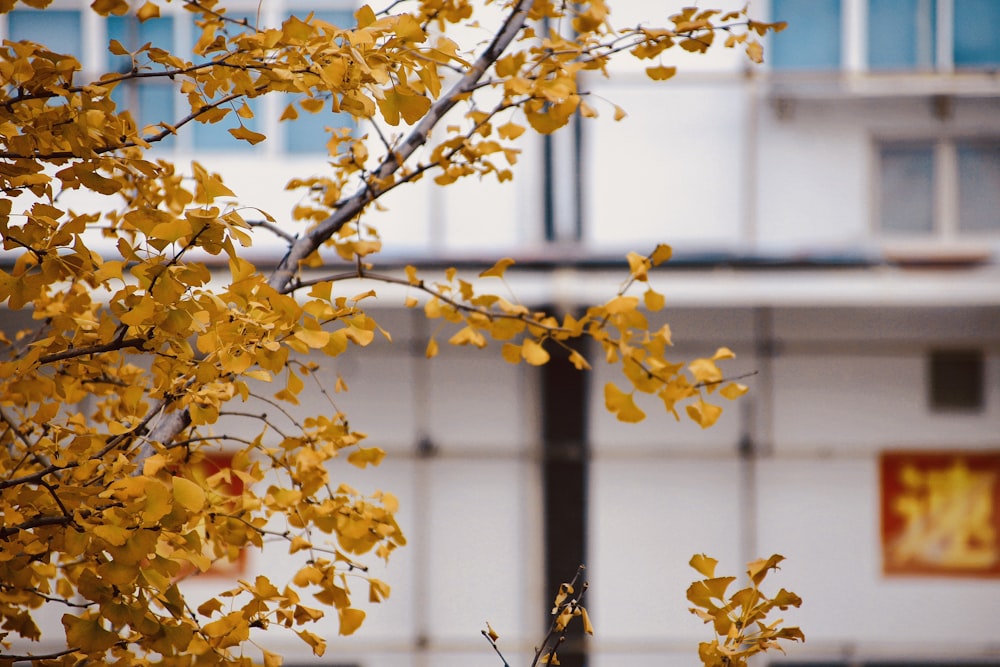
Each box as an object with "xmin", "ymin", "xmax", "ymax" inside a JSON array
[
  {"xmin": 651, "ymin": 244, "xmax": 673, "ymax": 266},
  {"xmin": 93, "ymin": 524, "xmax": 129, "ymax": 547},
  {"xmin": 294, "ymin": 328, "xmax": 331, "ymax": 349},
  {"xmin": 604, "ymin": 296, "xmax": 639, "ymax": 315},
  {"xmin": 644, "ymin": 289, "xmax": 665, "ymax": 311},
  {"xmin": 191, "ymin": 161, "xmax": 235, "ymax": 202},
  {"xmin": 289, "ymin": 536, "xmax": 312, "ymax": 554},
  {"xmin": 689, "ymin": 553, "xmax": 718, "ymax": 578},
  {"xmin": 581, "ymin": 607, "xmax": 594, "ymax": 635},
  {"xmin": 202, "ymin": 612, "xmax": 245, "ymax": 639},
  {"xmin": 90, "ymin": 0, "xmax": 129, "ymax": 15},
  {"xmin": 686, "ymin": 399, "xmax": 722, "ymax": 429},
  {"xmin": 263, "ymin": 649, "xmax": 283, "ymax": 667},
  {"xmin": 355, "ymin": 4, "xmax": 376, "ymax": 27},
  {"xmin": 172, "ymin": 476, "xmax": 206, "ymax": 512},
  {"xmin": 229, "ymin": 126, "xmax": 267, "ymax": 145},
  {"xmin": 197, "ymin": 598, "xmax": 224, "ymax": 617},
  {"xmin": 297, "ymin": 628, "xmax": 327, "ymax": 656},
  {"xmin": 712, "ymin": 347, "xmax": 735, "ymax": 361},
  {"xmin": 646, "ymin": 65, "xmax": 677, "ymax": 81},
  {"xmin": 613, "ymin": 105, "xmax": 628, "ymax": 121},
  {"xmin": 244, "ymin": 369, "xmax": 271, "ymax": 382},
  {"xmin": 747, "ymin": 554, "xmax": 785, "ymax": 586},
  {"xmin": 136, "ymin": 1, "xmax": 159, "ymax": 21},
  {"xmin": 626, "ymin": 252, "xmax": 649, "ymax": 280},
  {"xmin": 501, "ymin": 342, "xmax": 521, "ymax": 364},
  {"xmin": 521, "ymin": 338, "xmax": 550, "ymax": 366},
  {"xmin": 347, "ymin": 447, "xmax": 385, "ymax": 468},
  {"xmin": 425, "ymin": 338, "xmax": 439, "ymax": 359},
  {"xmin": 368, "ymin": 578, "xmax": 391, "ymax": 603},
  {"xmin": 568, "ymin": 350, "xmax": 591, "ymax": 370},
  {"xmin": 746, "ymin": 40, "xmax": 764, "ymax": 64},
  {"xmin": 604, "ymin": 383, "xmax": 646, "ymax": 423},
  {"xmin": 405, "ymin": 264, "xmax": 420, "ymax": 285},
  {"xmin": 338, "ymin": 608, "xmax": 365, "ymax": 636},
  {"xmin": 63, "ymin": 615, "xmax": 118, "ymax": 653},
  {"xmin": 720, "ymin": 383, "xmax": 748, "ymax": 400},
  {"xmin": 480, "ymin": 257, "xmax": 515, "ymax": 279},
  {"xmin": 498, "ymin": 122, "xmax": 526, "ymax": 140},
  {"xmin": 688, "ymin": 358, "xmax": 722, "ymax": 386}
]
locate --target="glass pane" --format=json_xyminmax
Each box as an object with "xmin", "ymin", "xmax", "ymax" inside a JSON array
[
  {"xmin": 868, "ymin": 0, "xmax": 936, "ymax": 69},
  {"xmin": 957, "ymin": 142, "xmax": 1000, "ymax": 233},
  {"xmin": 770, "ymin": 0, "xmax": 842, "ymax": 70},
  {"xmin": 954, "ymin": 0, "xmax": 1000, "ymax": 67},
  {"xmin": 879, "ymin": 144, "xmax": 935, "ymax": 234},
  {"xmin": 7, "ymin": 10, "xmax": 82, "ymax": 59},
  {"xmin": 192, "ymin": 98, "xmax": 261, "ymax": 152},
  {"xmin": 283, "ymin": 96, "xmax": 355, "ymax": 155},
  {"xmin": 187, "ymin": 13, "xmax": 260, "ymax": 151},
  {"xmin": 282, "ymin": 9, "xmax": 356, "ymax": 154},
  {"xmin": 107, "ymin": 15, "xmax": 175, "ymax": 70},
  {"xmin": 106, "ymin": 16, "xmax": 176, "ymax": 148}
]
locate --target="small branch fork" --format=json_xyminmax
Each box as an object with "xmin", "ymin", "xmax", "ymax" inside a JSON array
[{"xmin": 483, "ymin": 565, "xmax": 589, "ymax": 667}]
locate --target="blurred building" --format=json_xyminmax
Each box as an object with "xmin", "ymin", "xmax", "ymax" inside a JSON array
[{"xmin": 2, "ymin": 1, "xmax": 1000, "ymax": 666}]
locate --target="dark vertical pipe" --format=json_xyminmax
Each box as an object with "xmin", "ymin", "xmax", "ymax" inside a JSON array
[{"xmin": 541, "ymin": 335, "xmax": 588, "ymax": 667}]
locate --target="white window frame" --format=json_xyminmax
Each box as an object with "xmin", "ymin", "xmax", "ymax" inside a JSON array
[{"xmin": 872, "ymin": 134, "xmax": 1000, "ymax": 243}]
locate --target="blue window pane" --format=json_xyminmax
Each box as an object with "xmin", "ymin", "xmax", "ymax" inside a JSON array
[
  {"xmin": 283, "ymin": 95, "xmax": 355, "ymax": 154},
  {"xmin": 954, "ymin": 0, "xmax": 1000, "ymax": 67},
  {"xmin": 186, "ymin": 13, "xmax": 262, "ymax": 150},
  {"xmin": 7, "ymin": 10, "xmax": 82, "ymax": 59},
  {"xmin": 107, "ymin": 15, "xmax": 175, "ymax": 70},
  {"xmin": 868, "ymin": 0, "xmax": 936, "ymax": 69},
  {"xmin": 192, "ymin": 98, "xmax": 261, "ymax": 151},
  {"xmin": 106, "ymin": 16, "xmax": 176, "ymax": 148},
  {"xmin": 879, "ymin": 144, "xmax": 935, "ymax": 234},
  {"xmin": 282, "ymin": 9, "xmax": 355, "ymax": 154},
  {"xmin": 957, "ymin": 143, "xmax": 1000, "ymax": 233},
  {"xmin": 770, "ymin": 0, "xmax": 842, "ymax": 70}
]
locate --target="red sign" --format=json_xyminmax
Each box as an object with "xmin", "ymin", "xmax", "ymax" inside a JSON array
[
  {"xmin": 176, "ymin": 451, "xmax": 248, "ymax": 579},
  {"xmin": 880, "ymin": 450, "xmax": 1000, "ymax": 577}
]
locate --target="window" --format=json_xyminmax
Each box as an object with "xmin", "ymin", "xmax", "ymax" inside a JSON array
[
  {"xmin": 877, "ymin": 138, "xmax": 1000, "ymax": 238},
  {"xmin": 954, "ymin": 0, "xmax": 1000, "ymax": 67},
  {"xmin": 868, "ymin": 0, "xmax": 936, "ymax": 70},
  {"xmin": 879, "ymin": 143, "xmax": 935, "ymax": 234},
  {"xmin": 188, "ymin": 9, "xmax": 261, "ymax": 152},
  {"xmin": 2, "ymin": 1, "xmax": 356, "ymax": 156},
  {"xmin": 107, "ymin": 14, "xmax": 179, "ymax": 146},
  {"xmin": 957, "ymin": 140, "xmax": 1000, "ymax": 232},
  {"xmin": 280, "ymin": 8, "xmax": 356, "ymax": 155},
  {"xmin": 928, "ymin": 349, "xmax": 985, "ymax": 412},
  {"xmin": 770, "ymin": 0, "xmax": 1000, "ymax": 71},
  {"xmin": 770, "ymin": 0, "xmax": 842, "ymax": 70},
  {"xmin": 7, "ymin": 9, "xmax": 82, "ymax": 58}
]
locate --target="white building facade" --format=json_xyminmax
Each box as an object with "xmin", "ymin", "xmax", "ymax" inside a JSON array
[{"xmin": 2, "ymin": 1, "xmax": 1000, "ymax": 666}]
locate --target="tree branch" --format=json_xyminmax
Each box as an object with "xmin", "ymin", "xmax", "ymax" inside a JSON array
[
  {"xmin": 37, "ymin": 337, "xmax": 148, "ymax": 365},
  {"xmin": 267, "ymin": 0, "xmax": 538, "ymax": 292}
]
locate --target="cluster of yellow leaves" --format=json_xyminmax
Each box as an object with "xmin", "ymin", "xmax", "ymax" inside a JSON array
[
  {"xmin": 411, "ymin": 246, "xmax": 744, "ymax": 427},
  {"xmin": 687, "ymin": 554, "xmax": 805, "ymax": 666},
  {"xmin": 0, "ymin": 0, "xmax": 782, "ymax": 663}
]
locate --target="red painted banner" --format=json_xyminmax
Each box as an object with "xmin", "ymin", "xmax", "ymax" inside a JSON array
[{"xmin": 881, "ymin": 450, "xmax": 1000, "ymax": 577}]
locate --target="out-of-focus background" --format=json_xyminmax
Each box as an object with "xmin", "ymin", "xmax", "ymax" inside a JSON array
[{"xmin": 2, "ymin": 0, "xmax": 999, "ymax": 665}]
